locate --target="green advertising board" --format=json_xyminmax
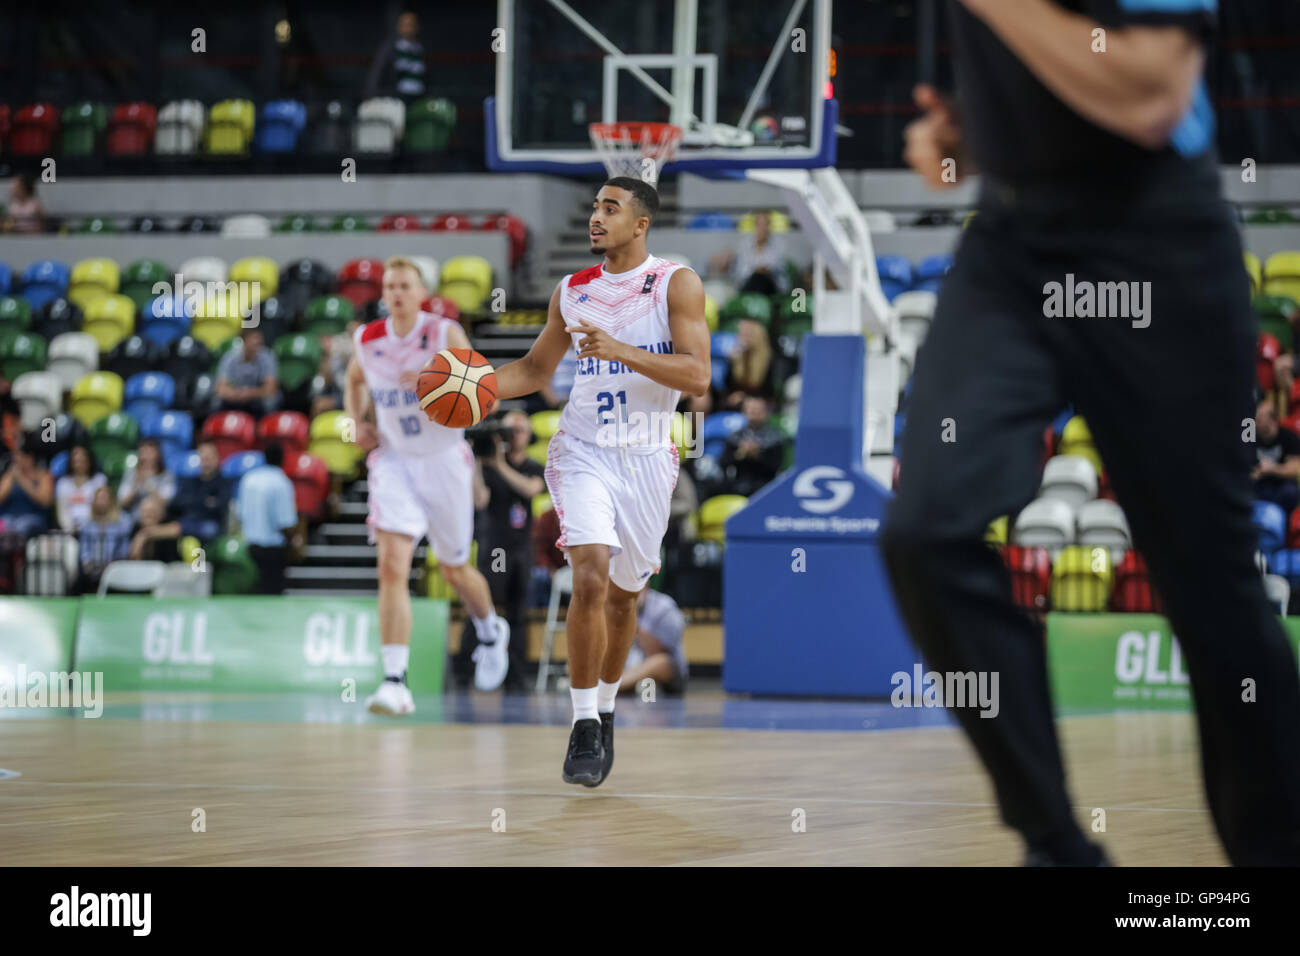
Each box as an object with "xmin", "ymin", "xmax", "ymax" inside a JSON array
[
  {"xmin": 1047, "ymin": 613, "xmax": 1300, "ymax": 713},
  {"xmin": 0, "ymin": 598, "xmax": 80, "ymax": 677},
  {"xmin": 73, "ymin": 597, "xmax": 447, "ymax": 694}
]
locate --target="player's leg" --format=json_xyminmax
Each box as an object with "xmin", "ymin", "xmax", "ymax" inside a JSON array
[
  {"xmin": 563, "ymin": 541, "xmax": 613, "ymax": 784},
  {"xmin": 880, "ymin": 212, "xmax": 1096, "ymax": 863},
  {"xmin": 369, "ymin": 528, "xmax": 417, "ymax": 715},
  {"xmin": 439, "ymin": 560, "xmax": 509, "ymax": 691}
]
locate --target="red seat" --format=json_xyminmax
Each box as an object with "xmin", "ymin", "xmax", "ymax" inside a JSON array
[
  {"xmin": 10, "ymin": 103, "xmax": 60, "ymax": 157},
  {"xmin": 378, "ymin": 214, "xmax": 423, "ymax": 232},
  {"xmin": 106, "ymin": 102, "xmax": 158, "ymax": 157},
  {"xmin": 201, "ymin": 410, "xmax": 258, "ymax": 461},
  {"xmin": 337, "ymin": 257, "xmax": 385, "ymax": 308},
  {"xmin": 479, "ymin": 214, "xmax": 528, "ymax": 267},
  {"xmin": 1111, "ymin": 550, "xmax": 1164, "ymax": 613},
  {"xmin": 258, "ymin": 410, "xmax": 310, "ymax": 456},
  {"xmin": 1258, "ymin": 332, "xmax": 1282, "ymax": 392},
  {"xmin": 0, "ymin": 105, "xmax": 10, "ymax": 152},
  {"xmin": 284, "ymin": 451, "xmax": 330, "ymax": 522},
  {"xmin": 1003, "ymin": 545, "xmax": 1052, "ymax": 611},
  {"xmin": 1096, "ymin": 468, "xmax": 1117, "ymax": 502},
  {"xmin": 430, "ymin": 213, "xmax": 473, "ymax": 232},
  {"xmin": 420, "ymin": 295, "xmax": 460, "ymax": 322}
]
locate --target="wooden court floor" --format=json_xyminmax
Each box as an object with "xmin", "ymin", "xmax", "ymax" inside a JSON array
[{"xmin": 0, "ymin": 705, "xmax": 1224, "ymax": 866}]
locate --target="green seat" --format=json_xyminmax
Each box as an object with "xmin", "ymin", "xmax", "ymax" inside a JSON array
[
  {"xmin": 1245, "ymin": 208, "xmax": 1299, "ymax": 226},
  {"xmin": 329, "ymin": 215, "xmax": 371, "ymax": 233},
  {"xmin": 98, "ymin": 446, "xmax": 132, "ymax": 485},
  {"xmin": 0, "ymin": 296, "xmax": 33, "ymax": 331},
  {"xmin": 1255, "ymin": 294, "xmax": 1299, "ymax": 351},
  {"xmin": 0, "ymin": 331, "xmax": 48, "ymax": 381},
  {"xmin": 88, "ymin": 411, "xmax": 140, "ymax": 465},
  {"xmin": 404, "ymin": 97, "xmax": 457, "ymax": 152},
  {"xmin": 721, "ymin": 292, "xmax": 773, "ymax": 329},
  {"xmin": 61, "ymin": 101, "xmax": 108, "ymax": 157},
  {"xmin": 121, "ymin": 259, "xmax": 174, "ymax": 311},
  {"xmin": 276, "ymin": 215, "xmax": 316, "ymax": 233},
  {"xmin": 76, "ymin": 217, "xmax": 118, "ymax": 235},
  {"xmin": 210, "ymin": 536, "xmax": 258, "ymax": 594},
  {"xmin": 274, "ymin": 333, "xmax": 324, "ymax": 392},
  {"xmin": 304, "ymin": 295, "xmax": 355, "ymax": 336}
]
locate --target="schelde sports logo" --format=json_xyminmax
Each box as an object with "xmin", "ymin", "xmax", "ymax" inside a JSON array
[{"xmin": 793, "ymin": 466, "xmax": 854, "ymax": 514}]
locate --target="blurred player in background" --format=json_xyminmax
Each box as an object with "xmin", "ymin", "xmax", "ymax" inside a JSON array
[
  {"xmin": 346, "ymin": 257, "xmax": 509, "ymax": 714},
  {"xmin": 494, "ymin": 178, "xmax": 710, "ymax": 786},
  {"xmin": 886, "ymin": 0, "xmax": 1300, "ymax": 864}
]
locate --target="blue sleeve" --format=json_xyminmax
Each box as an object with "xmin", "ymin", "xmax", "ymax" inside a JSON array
[{"xmin": 1088, "ymin": 0, "xmax": 1216, "ymax": 41}]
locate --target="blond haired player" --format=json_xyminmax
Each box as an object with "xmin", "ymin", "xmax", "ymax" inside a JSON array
[
  {"xmin": 345, "ymin": 257, "xmax": 509, "ymax": 713},
  {"xmin": 494, "ymin": 178, "xmax": 710, "ymax": 786}
]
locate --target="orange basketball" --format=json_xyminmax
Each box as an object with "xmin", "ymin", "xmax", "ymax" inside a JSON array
[{"xmin": 417, "ymin": 348, "xmax": 498, "ymax": 427}]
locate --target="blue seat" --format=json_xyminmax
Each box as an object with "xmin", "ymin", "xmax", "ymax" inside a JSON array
[
  {"xmin": 141, "ymin": 294, "xmax": 193, "ymax": 347},
  {"xmin": 255, "ymin": 99, "xmax": 307, "ymax": 154},
  {"xmin": 0, "ymin": 262, "xmax": 11, "ymax": 295},
  {"xmin": 1254, "ymin": 500, "xmax": 1287, "ymax": 554},
  {"xmin": 50, "ymin": 450, "xmax": 69, "ymax": 478},
  {"xmin": 124, "ymin": 372, "xmax": 177, "ymax": 422},
  {"xmin": 141, "ymin": 409, "xmax": 195, "ymax": 463},
  {"xmin": 894, "ymin": 410, "xmax": 907, "ymax": 444},
  {"xmin": 710, "ymin": 331, "xmax": 738, "ymax": 359},
  {"xmin": 915, "ymin": 254, "xmax": 952, "ymax": 294},
  {"xmin": 1052, "ymin": 406, "xmax": 1076, "ymax": 439},
  {"xmin": 169, "ymin": 449, "xmax": 202, "ymax": 479},
  {"xmin": 703, "ymin": 411, "xmax": 747, "ymax": 441},
  {"xmin": 1270, "ymin": 549, "xmax": 1300, "ymax": 584},
  {"xmin": 222, "ymin": 450, "xmax": 265, "ymax": 480},
  {"xmin": 711, "ymin": 356, "xmax": 730, "ymax": 392},
  {"xmin": 875, "ymin": 255, "xmax": 914, "ymax": 303},
  {"xmin": 21, "ymin": 259, "xmax": 70, "ymax": 311},
  {"xmin": 687, "ymin": 212, "xmax": 736, "ymax": 230}
]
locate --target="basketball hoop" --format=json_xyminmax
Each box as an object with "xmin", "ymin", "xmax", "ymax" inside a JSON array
[{"xmin": 588, "ymin": 121, "xmax": 683, "ymax": 184}]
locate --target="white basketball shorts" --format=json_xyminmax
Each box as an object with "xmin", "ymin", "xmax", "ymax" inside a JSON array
[
  {"xmin": 544, "ymin": 429, "xmax": 680, "ymax": 592},
  {"xmin": 365, "ymin": 442, "xmax": 475, "ymax": 565}
]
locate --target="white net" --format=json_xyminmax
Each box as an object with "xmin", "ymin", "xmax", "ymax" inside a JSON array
[{"xmin": 588, "ymin": 122, "xmax": 683, "ymax": 184}]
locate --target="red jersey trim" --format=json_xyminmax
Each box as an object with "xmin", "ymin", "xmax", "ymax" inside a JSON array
[
  {"xmin": 359, "ymin": 319, "xmax": 388, "ymax": 344},
  {"xmin": 567, "ymin": 265, "xmax": 603, "ymax": 288}
]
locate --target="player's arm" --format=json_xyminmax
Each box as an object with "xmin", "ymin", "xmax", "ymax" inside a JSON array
[
  {"xmin": 957, "ymin": 0, "xmax": 1205, "ymax": 150},
  {"xmin": 343, "ymin": 356, "xmax": 378, "ymax": 451},
  {"xmin": 495, "ymin": 283, "xmax": 573, "ymax": 401},
  {"xmin": 570, "ymin": 269, "xmax": 711, "ymax": 397},
  {"xmin": 445, "ymin": 322, "xmax": 472, "ymax": 351}
]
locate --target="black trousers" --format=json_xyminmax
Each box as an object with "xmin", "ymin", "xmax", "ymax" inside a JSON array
[
  {"xmin": 248, "ymin": 544, "xmax": 286, "ymax": 595},
  {"xmin": 882, "ymin": 186, "xmax": 1300, "ymax": 864},
  {"xmin": 453, "ymin": 539, "xmax": 532, "ymax": 692}
]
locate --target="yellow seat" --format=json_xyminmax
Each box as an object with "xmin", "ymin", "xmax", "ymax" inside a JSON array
[
  {"xmin": 985, "ymin": 515, "xmax": 1008, "ymax": 545},
  {"xmin": 70, "ymin": 257, "xmax": 121, "ymax": 297},
  {"xmin": 670, "ymin": 410, "xmax": 695, "ymax": 459},
  {"xmin": 1060, "ymin": 416, "xmax": 1091, "ymax": 447},
  {"xmin": 308, "ymin": 410, "xmax": 365, "ymax": 479},
  {"xmin": 1051, "ymin": 544, "xmax": 1113, "ymax": 611},
  {"xmin": 68, "ymin": 371, "xmax": 124, "ymax": 426},
  {"xmin": 529, "ymin": 410, "xmax": 561, "ymax": 442},
  {"xmin": 67, "ymin": 285, "xmax": 110, "ymax": 313},
  {"xmin": 438, "ymin": 255, "xmax": 493, "ymax": 313},
  {"xmin": 82, "ymin": 294, "xmax": 135, "ymax": 351},
  {"xmin": 1263, "ymin": 251, "xmax": 1300, "ymax": 304},
  {"xmin": 229, "ymin": 256, "xmax": 279, "ymax": 300},
  {"xmin": 531, "ymin": 493, "xmax": 552, "ymax": 519},
  {"xmin": 1245, "ymin": 252, "xmax": 1263, "ymax": 297},
  {"xmin": 737, "ymin": 210, "xmax": 790, "ymax": 233},
  {"xmin": 179, "ymin": 535, "xmax": 203, "ymax": 565},
  {"xmin": 697, "ymin": 494, "xmax": 748, "ymax": 544},
  {"xmin": 704, "ymin": 294, "xmax": 719, "ymax": 333},
  {"xmin": 525, "ymin": 439, "xmax": 549, "ymax": 465},
  {"xmin": 426, "ymin": 539, "xmax": 479, "ymax": 599},
  {"xmin": 204, "ymin": 99, "xmax": 255, "ymax": 155},
  {"xmin": 191, "ymin": 292, "xmax": 244, "ymax": 349}
]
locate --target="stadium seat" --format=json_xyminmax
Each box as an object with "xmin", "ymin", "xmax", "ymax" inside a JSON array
[
  {"xmin": 876, "ymin": 255, "xmax": 914, "ymax": 302},
  {"xmin": 1244, "ymin": 252, "xmax": 1263, "ymax": 297},
  {"xmin": 1287, "ymin": 506, "xmax": 1300, "ymax": 549},
  {"xmin": 721, "ymin": 293, "xmax": 773, "ymax": 330},
  {"xmin": 222, "ymin": 217, "xmax": 273, "ymax": 241},
  {"xmin": 1039, "ymin": 454, "xmax": 1098, "ymax": 509},
  {"xmin": 170, "ymin": 450, "xmax": 202, "ymax": 479},
  {"xmin": 124, "ymin": 372, "xmax": 175, "ymax": 422},
  {"xmin": 1076, "ymin": 498, "xmax": 1130, "ymax": 559},
  {"xmin": 479, "ymin": 215, "xmax": 529, "ymax": 268},
  {"xmin": 222, "ymin": 450, "xmax": 264, "ymax": 480},
  {"xmin": 83, "ymin": 294, "xmax": 136, "ymax": 352},
  {"xmin": 121, "ymin": 259, "xmax": 173, "ymax": 311},
  {"xmin": 688, "ymin": 212, "xmax": 736, "ymax": 230},
  {"xmin": 0, "ymin": 263, "xmax": 11, "ymax": 295},
  {"xmin": 1057, "ymin": 417, "xmax": 1103, "ymax": 474},
  {"xmin": 403, "ymin": 255, "xmax": 439, "ymax": 294},
  {"xmin": 141, "ymin": 409, "xmax": 194, "ymax": 463},
  {"xmin": 1263, "ymin": 251, "xmax": 1300, "ymax": 304},
  {"xmin": 87, "ymin": 411, "xmax": 140, "ymax": 474},
  {"xmin": 525, "ymin": 440, "xmax": 549, "ymax": 465},
  {"xmin": 337, "ymin": 259, "xmax": 386, "ymax": 309},
  {"xmin": 1111, "ymin": 551, "xmax": 1164, "ymax": 613},
  {"xmin": 229, "ymin": 256, "xmax": 278, "ymax": 300},
  {"xmin": 166, "ymin": 335, "xmax": 213, "ymax": 398},
  {"xmin": 106, "ymin": 334, "xmax": 162, "ymax": 382},
  {"xmin": 12, "ymin": 372, "xmax": 61, "ymax": 431},
  {"xmin": 68, "ymin": 371, "xmax": 124, "ymax": 426},
  {"xmin": 1003, "ymin": 544, "xmax": 1052, "ymax": 611},
  {"xmin": 307, "ymin": 100, "xmax": 353, "ymax": 154},
  {"xmin": 191, "ymin": 294, "xmax": 244, "ymax": 350},
  {"xmin": 431, "ymin": 213, "xmax": 475, "ymax": 232},
  {"xmin": 696, "ymin": 494, "xmax": 748, "ymax": 544},
  {"xmin": 1051, "ymin": 544, "xmax": 1113, "ymax": 612},
  {"xmin": 702, "ymin": 411, "xmax": 747, "ymax": 460},
  {"xmin": 529, "ymin": 410, "xmax": 562, "ymax": 442},
  {"xmin": 204, "ymin": 99, "xmax": 256, "ymax": 155},
  {"xmin": 106, "ymin": 102, "xmax": 157, "ymax": 156},
  {"xmin": 277, "ymin": 215, "xmax": 316, "ymax": 233},
  {"xmin": 61, "ymin": 101, "xmax": 107, "ymax": 156},
  {"xmin": 985, "ymin": 515, "xmax": 1008, "ymax": 546},
  {"xmin": 0, "ymin": 329, "xmax": 46, "ymax": 383},
  {"xmin": 1255, "ymin": 294, "xmax": 1297, "ymax": 351},
  {"xmin": 45, "ymin": 412, "xmax": 89, "ymax": 457},
  {"xmin": 179, "ymin": 216, "xmax": 219, "ymax": 234},
  {"xmin": 180, "ymin": 256, "xmax": 228, "ymax": 285},
  {"xmin": 70, "ymin": 258, "xmax": 121, "ymax": 305},
  {"xmin": 283, "ymin": 451, "xmax": 329, "ymax": 522},
  {"xmin": 894, "ymin": 290, "xmax": 937, "ymax": 343},
  {"xmin": 1264, "ymin": 574, "xmax": 1291, "ymax": 615},
  {"xmin": 274, "ymin": 334, "xmax": 323, "ymax": 394},
  {"xmin": 140, "ymin": 294, "xmax": 192, "ymax": 347},
  {"xmin": 304, "ymin": 295, "xmax": 356, "ymax": 336},
  {"xmin": 202, "ymin": 410, "xmax": 258, "ymax": 461},
  {"xmin": 308, "ymin": 410, "xmax": 364, "ymax": 478},
  {"xmin": 354, "ymin": 97, "xmax": 405, "ymax": 153},
  {"xmin": 329, "ymin": 215, "xmax": 371, "ymax": 233},
  {"xmin": 46, "ymin": 332, "xmax": 98, "ymax": 391},
  {"xmin": 1013, "ymin": 497, "xmax": 1075, "ymax": 554},
  {"xmin": 438, "ymin": 256, "xmax": 493, "ymax": 313},
  {"xmin": 703, "ymin": 295, "xmax": 720, "ymax": 333},
  {"xmin": 21, "ymin": 260, "xmax": 70, "ymax": 311},
  {"xmin": 531, "ymin": 493, "xmax": 552, "ymax": 519},
  {"xmin": 1269, "ymin": 548, "xmax": 1300, "ymax": 586},
  {"xmin": 0, "ymin": 295, "xmax": 32, "ymax": 332},
  {"xmin": 378, "ymin": 213, "xmax": 423, "ymax": 232},
  {"xmin": 914, "ymin": 254, "xmax": 952, "ymax": 294},
  {"xmin": 210, "ymin": 536, "xmax": 258, "ymax": 593},
  {"xmin": 737, "ymin": 211, "xmax": 790, "ymax": 233},
  {"xmin": 252, "ymin": 296, "xmax": 294, "ymax": 345},
  {"xmin": 49, "ymin": 451, "xmax": 69, "ymax": 479},
  {"xmin": 258, "ymin": 411, "xmax": 310, "ymax": 456},
  {"xmin": 1258, "ymin": 331, "xmax": 1282, "ymax": 392},
  {"xmin": 10, "ymin": 102, "xmax": 59, "ymax": 156},
  {"xmin": 254, "ymin": 99, "xmax": 307, "ymax": 154},
  {"xmin": 155, "ymin": 99, "xmax": 205, "ymax": 155},
  {"xmin": 279, "ymin": 259, "xmax": 335, "ymax": 311},
  {"xmin": 404, "ymin": 98, "xmax": 456, "ymax": 152},
  {"xmin": 1253, "ymin": 500, "xmax": 1287, "ymax": 554},
  {"xmin": 1246, "ymin": 207, "xmax": 1298, "ymax": 225}
]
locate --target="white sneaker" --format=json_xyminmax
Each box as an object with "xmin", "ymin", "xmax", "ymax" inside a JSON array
[
  {"xmin": 366, "ymin": 680, "xmax": 415, "ymax": 715},
  {"xmin": 472, "ymin": 618, "xmax": 510, "ymax": 692}
]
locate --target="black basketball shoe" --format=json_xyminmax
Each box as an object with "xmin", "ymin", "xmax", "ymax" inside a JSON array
[
  {"xmin": 589, "ymin": 712, "xmax": 614, "ymax": 787},
  {"xmin": 562, "ymin": 718, "xmax": 604, "ymax": 787}
]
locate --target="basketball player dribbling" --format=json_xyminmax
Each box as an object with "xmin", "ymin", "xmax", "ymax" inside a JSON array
[
  {"xmin": 345, "ymin": 257, "xmax": 510, "ymax": 714},
  {"xmin": 494, "ymin": 178, "xmax": 711, "ymax": 786}
]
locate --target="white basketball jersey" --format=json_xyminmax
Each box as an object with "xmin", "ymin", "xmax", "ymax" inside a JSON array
[
  {"xmin": 354, "ymin": 311, "xmax": 462, "ymax": 457},
  {"xmin": 557, "ymin": 255, "xmax": 688, "ymax": 450}
]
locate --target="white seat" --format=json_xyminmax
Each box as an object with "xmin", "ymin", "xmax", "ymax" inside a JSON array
[
  {"xmin": 702, "ymin": 278, "xmax": 737, "ymax": 306},
  {"xmin": 535, "ymin": 565, "xmax": 574, "ymax": 694},
  {"xmin": 156, "ymin": 100, "xmax": 205, "ymax": 155},
  {"xmin": 1077, "ymin": 498, "xmax": 1131, "ymax": 560},
  {"xmin": 25, "ymin": 533, "xmax": 79, "ymax": 596},
  {"xmin": 179, "ymin": 256, "xmax": 228, "ymax": 286},
  {"xmin": 12, "ymin": 372, "xmax": 63, "ymax": 431},
  {"xmin": 154, "ymin": 561, "xmax": 212, "ymax": 597},
  {"xmin": 1040, "ymin": 454, "xmax": 1098, "ymax": 509},
  {"xmin": 98, "ymin": 560, "xmax": 167, "ymax": 596},
  {"xmin": 895, "ymin": 327, "xmax": 921, "ymax": 383},
  {"xmin": 220, "ymin": 214, "xmax": 272, "ymax": 239},
  {"xmin": 406, "ymin": 255, "xmax": 439, "ymax": 293},
  {"xmin": 1013, "ymin": 497, "xmax": 1076, "ymax": 556},
  {"xmin": 47, "ymin": 332, "xmax": 100, "ymax": 392},
  {"xmin": 862, "ymin": 209, "xmax": 898, "ymax": 232},
  {"xmin": 894, "ymin": 290, "xmax": 937, "ymax": 343},
  {"xmin": 355, "ymin": 97, "xmax": 403, "ymax": 153},
  {"xmin": 1264, "ymin": 574, "xmax": 1290, "ymax": 615}
]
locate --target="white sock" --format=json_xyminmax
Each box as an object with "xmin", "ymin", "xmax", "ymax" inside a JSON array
[
  {"xmin": 596, "ymin": 679, "xmax": 619, "ymax": 714},
  {"xmin": 382, "ymin": 644, "xmax": 409, "ymax": 682},
  {"xmin": 570, "ymin": 685, "xmax": 599, "ymax": 725},
  {"xmin": 472, "ymin": 612, "xmax": 500, "ymax": 642}
]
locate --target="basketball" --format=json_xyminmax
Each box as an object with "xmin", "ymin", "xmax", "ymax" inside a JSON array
[{"xmin": 416, "ymin": 347, "xmax": 498, "ymax": 427}]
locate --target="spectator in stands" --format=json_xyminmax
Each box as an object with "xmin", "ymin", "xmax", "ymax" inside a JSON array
[
  {"xmin": 1253, "ymin": 397, "xmax": 1300, "ymax": 515},
  {"xmin": 216, "ymin": 327, "xmax": 280, "ymax": 417},
  {"xmin": 618, "ymin": 586, "xmax": 689, "ymax": 695},
  {"xmin": 0, "ymin": 435, "xmax": 54, "ymax": 536},
  {"xmin": 235, "ymin": 441, "xmax": 298, "ymax": 594},
  {"xmin": 313, "ymin": 319, "xmax": 362, "ymax": 418},
  {"xmin": 117, "ymin": 438, "xmax": 176, "ymax": 521},
  {"xmin": 128, "ymin": 493, "xmax": 180, "ymax": 562},
  {"xmin": 722, "ymin": 319, "xmax": 773, "ymax": 408},
  {"xmin": 710, "ymin": 211, "xmax": 788, "ymax": 295},
  {"xmin": 3, "ymin": 173, "xmax": 44, "ymax": 234},
  {"xmin": 56, "ymin": 445, "xmax": 106, "ymax": 533},
  {"xmin": 365, "ymin": 11, "xmax": 426, "ymax": 102},
  {"xmin": 162, "ymin": 439, "xmax": 230, "ymax": 545},
  {"xmin": 77, "ymin": 485, "xmax": 133, "ymax": 593},
  {"xmin": 721, "ymin": 394, "xmax": 787, "ymax": 497}
]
